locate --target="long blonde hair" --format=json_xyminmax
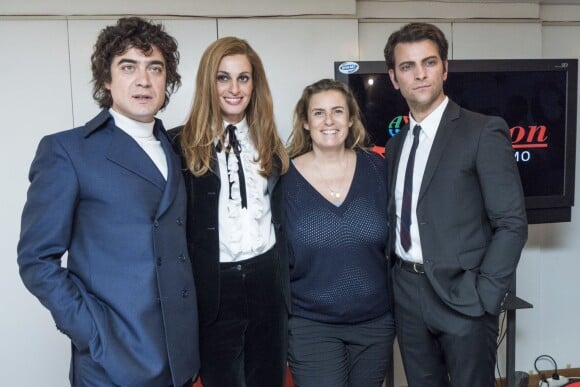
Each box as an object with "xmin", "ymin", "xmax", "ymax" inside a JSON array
[
  {"xmin": 287, "ymin": 78, "xmax": 369, "ymax": 158},
  {"xmin": 181, "ymin": 36, "xmax": 288, "ymax": 176}
]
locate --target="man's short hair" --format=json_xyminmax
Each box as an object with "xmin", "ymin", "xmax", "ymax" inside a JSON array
[{"xmin": 384, "ymin": 22, "xmax": 449, "ymax": 70}]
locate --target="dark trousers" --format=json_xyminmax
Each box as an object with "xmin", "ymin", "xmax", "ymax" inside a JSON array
[
  {"xmin": 392, "ymin": 263, "xmax": 499, "ymax": 387},
  {"xmin": 288, "ymin": 313, "xmax": 395, "ymax": 387},
  {"xmin": 199, "ymin": 249, "xmax": 288, "ymax": 387}
]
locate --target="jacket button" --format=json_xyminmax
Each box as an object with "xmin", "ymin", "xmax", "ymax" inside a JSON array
[
  {"xmin": 182, "ymin": 289, "xmax": 189, "ymax": 298},
  {"xmin": 176, "ymin": 217, "xmax": 184, "ymax": 226},
  {"xmin": 178, "ymin": 254, "xmax": 186, "ymax": 262},
  {"xmin": 157, "ymin": 257, "xmax": 163, "ymax": 266},
  {"xmin": 153, "ymin": 221, "xmax": 159, "ymax": 228}
]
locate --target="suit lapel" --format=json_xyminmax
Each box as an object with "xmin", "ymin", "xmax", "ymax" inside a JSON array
[
  {"xmin": 388, "ymin": 125, "xmax": 408, "ymax": 206},
  {"xmin": 418, "ymin": 100, "xmax": 461, "ymax": 201},
  {"xmin": 211, "ymin": 147, "xmax": 221, "ymax": 182},
  {"xmin": 267, "ymin": 157, "xmax": 281, "ymax": 195},
  {"xmin": 156, "ymin": 122, "xmax": 180, "ymax": 217},
  {"xmin": 106, "ymin": 122, "xmax": 166, "ymax": 191}
]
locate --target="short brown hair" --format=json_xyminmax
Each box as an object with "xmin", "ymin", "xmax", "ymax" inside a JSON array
[{"xmin": 384, "ymin": 22, "xmax": 448, "ymax": 70}]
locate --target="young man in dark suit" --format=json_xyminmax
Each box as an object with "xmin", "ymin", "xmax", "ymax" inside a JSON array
[
  {"xmin": 384, "ymin": 22, "xmax": 528, "ymax": 387},
  {"xmin": 17, "ymin": 17, "xmax": 199, "ymax": 387}
]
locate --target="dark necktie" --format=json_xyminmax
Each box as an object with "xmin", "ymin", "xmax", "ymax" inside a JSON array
[
  {"xmin": 400, "ymin": 124, "xmax": 421, "ymax": 252},
  {"xmin": 220, "ymin": 125, "xmax": 248, "ymax": 209}
]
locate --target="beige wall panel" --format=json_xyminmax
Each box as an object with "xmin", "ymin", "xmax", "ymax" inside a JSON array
[
  {"xmin": 452, "ymin": 22, "xmax": 542, "ymax": 59},
  {"xmin": 358, "ymin": 21, "xmax": 452, "ymax": 61},
  {"xmin": 218, "ymin": 18, "xmax": 359, "ymax": 141},
  {"xmin": 0, "ymin": 19, "xmax": 73, "ymax": 387},
  {"xmin": 1, "ymin": 0, "xmax": 355, "ymax": 17}
]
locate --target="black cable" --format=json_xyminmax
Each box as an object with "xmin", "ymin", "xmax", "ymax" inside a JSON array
[
  {"xmin": 495, "ymin": 311, "xmax": 507, "ymax": 387},
  {"xmin": 534, "ymin": 354, "xmax": 559, "ymax": 386}
]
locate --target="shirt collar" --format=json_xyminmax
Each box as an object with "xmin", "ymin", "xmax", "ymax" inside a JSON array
[
  {"xmin": 409, "ymin": 96, "xmax": 449, "ymax": 140},
  {"xmin": 109, "ymin": 108, "xmax": 155, "ymax": 139},
  {"xmin": 223, "ymin": 117, "xmax": 248, "ymax": 134}
]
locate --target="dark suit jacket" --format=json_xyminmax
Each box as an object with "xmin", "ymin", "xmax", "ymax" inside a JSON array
[
  {"xmin": 17, "ymin": 110, "xmax": 200, "ymax": 387},
  {"xmin": 168, "ymin": 127, "xmax": 290, "ymax": 325},
  {"xmin": 386, "ymin": 99, "xmax": 528, "ymax": 317}
]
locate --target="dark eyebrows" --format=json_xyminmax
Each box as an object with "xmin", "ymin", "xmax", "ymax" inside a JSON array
[
  {"xmin": 423, "ymin": 55, "xmax": 439, "ymax": 63},
  {"xmin": 216, "ymin": 70, "xmax": 251, "ymax": 76},
  {"xmin": 397, "ymin": 55, "xmax": 439, "ymax": 68},
  {"xmin": 116, "ymin": 58, "xmax": 137, "ymax": 66},
  {"xmin": 115, "ymin": 58, "xmax": 165, "ymax": 67},
  {"xmin": 148, "ymin": 60, "xmax": 165, "ymax": 67}
]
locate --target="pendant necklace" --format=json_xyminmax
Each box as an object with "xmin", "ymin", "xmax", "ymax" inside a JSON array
[{"xmin": 317, "ymin": 152, "xmax": 350, "ymax": 200}]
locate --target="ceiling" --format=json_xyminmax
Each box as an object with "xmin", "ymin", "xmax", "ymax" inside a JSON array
[{"xmin": 359, "ymin": 0, "xmax": 580, "ymax": 4}]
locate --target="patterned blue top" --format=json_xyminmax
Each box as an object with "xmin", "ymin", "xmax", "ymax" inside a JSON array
[{"xmin": 283, "ymin": 150, "xmax": 390, "ymax": 323}]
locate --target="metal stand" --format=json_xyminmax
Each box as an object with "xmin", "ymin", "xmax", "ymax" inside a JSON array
[{"xmin": 504, "ymin": 277, "xmax": 533, "ymax": 387}]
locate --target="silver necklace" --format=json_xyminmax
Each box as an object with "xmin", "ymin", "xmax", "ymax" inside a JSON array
[{"xmin": 317, "ymin": 152, "xmax": 350, "ymax": 200}]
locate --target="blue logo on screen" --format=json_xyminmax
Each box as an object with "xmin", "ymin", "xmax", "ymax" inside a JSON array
[{"xmin": 338, "ymin": 62, "xmax": 360, "ymax": 74}]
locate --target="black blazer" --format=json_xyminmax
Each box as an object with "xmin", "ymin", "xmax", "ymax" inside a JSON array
[
  {"xmin": 386, "ymin": 99, "xmax": 528, "ymax": 317},
  {"xmin": 168, "ymin": 127, "xmax": 290, "ymax": 325}
]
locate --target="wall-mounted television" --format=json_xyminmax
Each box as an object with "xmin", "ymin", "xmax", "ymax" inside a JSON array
[{"xmin": 335, "ymin": 59, "xmax": 577, "ymax": 224}]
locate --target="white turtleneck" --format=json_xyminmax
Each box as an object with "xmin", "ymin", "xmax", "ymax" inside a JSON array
[{"xmin": 109, "ymin": 108, "xmax": 168, "ymax": 180}]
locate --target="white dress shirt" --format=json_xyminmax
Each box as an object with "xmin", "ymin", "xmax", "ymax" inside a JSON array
[
  {"xmin": 216, "ymin": 118, "xmax": 276, "ymax": 262},
  {"xmin": 394, "ymin": 97, "xmax": 449, "ymax": 263}
]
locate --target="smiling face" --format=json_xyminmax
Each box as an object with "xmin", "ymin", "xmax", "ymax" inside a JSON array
[
  {"xmin": 388, "ymin": 39, "xmax": 448, "ymax": 122},
  {"xmin": 105, "ymin": 46, "xmax": 167, "ymax": 123},
  {"xmin": 216, "ymin": 54, "xmax": 253, "ymax": 124},
  {"xmin": 305, "ymin": 90, "xmax": 352, "ymax": 152}
]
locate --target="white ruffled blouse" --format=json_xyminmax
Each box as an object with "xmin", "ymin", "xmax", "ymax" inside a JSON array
[{"xmin": 216, "ymin": 118, "xmax": 276, "ymax": 262}]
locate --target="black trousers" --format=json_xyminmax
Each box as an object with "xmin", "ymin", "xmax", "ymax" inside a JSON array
[
  {"xmin": 199, "ymin": 248, "xmax": 288, "ymax": 387},
  {"xmin": 288, "ymin": 313, "xmax": 395, "ymax": 387},
  {"xmin": 392, "ymin": 263, "xmax": 499, "ymax": 387}
]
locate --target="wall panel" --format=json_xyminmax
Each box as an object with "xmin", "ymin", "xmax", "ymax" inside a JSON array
[
  {"xmin": 0, "ymin": 19, "xmax": 73, "ymax": 386},
  {"xmin": 218, "ymin": 18, "xmax": 359, "ymax": 140}
]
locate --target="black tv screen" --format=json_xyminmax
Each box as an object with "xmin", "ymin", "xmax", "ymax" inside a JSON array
[{"xmin": 335, "ymin": 59, "xmax": 577, "ymax": 224}]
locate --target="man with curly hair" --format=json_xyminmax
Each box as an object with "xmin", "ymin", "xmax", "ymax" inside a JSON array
[{"xmin": 17, "ymin": 17, "xmax": 199, "ymax": 387}]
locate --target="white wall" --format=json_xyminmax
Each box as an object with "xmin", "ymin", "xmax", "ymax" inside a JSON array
[
  {"xmin": 0, "ymin": 19, "xmax": 74, "ymax": 385},
  {"xmin": 218, "ymin": 18, "xmax": 359, "ymax": 140},
  {"xmin": 0, "ymin": 0, "xmax": 355, "ymax": 17},
  {"xmin": 2, "ymin": 2, "xmax": 580, "ymax": 386}
]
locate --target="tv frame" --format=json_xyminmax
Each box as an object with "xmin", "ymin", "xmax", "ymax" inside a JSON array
[{"xmin": 334, "ymin": 59, "xmax": 578, "ymax": 224}]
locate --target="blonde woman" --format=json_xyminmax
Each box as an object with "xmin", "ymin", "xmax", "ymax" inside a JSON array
[
  {"xmin": 283, "ymin": 79, "xmax": 395, "ymax": 387},
  {"xmin": 169, "ymin": 37, "xmax": 290, "ymax": 387}
]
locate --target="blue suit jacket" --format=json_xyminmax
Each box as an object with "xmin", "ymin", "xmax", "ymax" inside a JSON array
[{"xmin": 17, "ymin": 110, "xmax": 200, "ymax": 387}]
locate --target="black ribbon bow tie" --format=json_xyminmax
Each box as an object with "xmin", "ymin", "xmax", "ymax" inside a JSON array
[{"xmin": 217, "ymin": 125, "xmax": 248, "ymax": 208}]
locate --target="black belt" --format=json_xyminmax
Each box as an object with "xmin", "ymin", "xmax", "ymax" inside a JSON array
[{"xmin": 394, "ymin": 254, "xmax": 425, "ymax": 274}]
